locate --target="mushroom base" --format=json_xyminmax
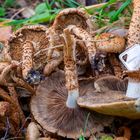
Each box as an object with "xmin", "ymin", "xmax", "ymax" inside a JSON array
[{"xmin": 66, "ymin": 89, "xmax": 79, "ymax": 108}]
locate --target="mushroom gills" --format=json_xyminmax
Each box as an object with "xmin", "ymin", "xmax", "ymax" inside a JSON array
[
  {"xmin": 31, "ymin": 27, "xmax": 113, "ymax": 138},
  {"xmin": 77, "ymin": 76, "xmax": 140, "ymax": 119}
]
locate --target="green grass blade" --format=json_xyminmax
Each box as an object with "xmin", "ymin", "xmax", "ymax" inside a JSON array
[{"xmin": 110, "ymin": 0, "xmax": 132, "ymax": 22}]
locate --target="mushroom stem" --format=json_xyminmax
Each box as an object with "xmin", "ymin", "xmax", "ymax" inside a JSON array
[
  {"xmin": 127, "ymin": 0, "xmax": 140, "ymax": 48},
  {"xmin": 67, "ymin": 25, "xmax": 97, "ymax": 73},
  {"xmin": 22, "ymin": 40, "xmax": 34, "ymax": 79},
  {"xmin": 63, "ymin": 28, "xmax": 79, "ymax": 108},
  {"xmin": 126, "ymin": 79, "xmax": 140, "ymax": 98},
  {"xmin": 124, "ymin": 70, "xmax": 140, "ymax": 98}
]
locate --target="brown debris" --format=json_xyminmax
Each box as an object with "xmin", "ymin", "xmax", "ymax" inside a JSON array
[
  {"xmin": 26, "ymin": 122, "xmax": 40, "ymax": 140},
  {"xmin": 0, "ymin": 26, "xmax": 12, "ymax": 43},
  {"xmin": 0, "ymin": 102, "xmax": 10, "ymax": 117},
  {"xmin": 0, "ymin": 87, "xmax": 24, "ymax": 135},
  {"xmin": 108, "ymin": 54, "xmax": 123, "ymax": 78},
  {"xmin": 114, "ymin": 127, "xmax": 131, "ymax": 140}
]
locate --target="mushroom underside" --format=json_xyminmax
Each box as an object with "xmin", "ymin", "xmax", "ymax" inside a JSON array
[
  {"xmin": 77, "ymin": 88, "xmax": 140, "ymax": 119},
  {"xmin": 31, "ymin": 70, "xmax": 113, "ymax": 138},
  {"xmin": 9, "ymin": 25, "xmax": 49, "ymax": 67}
]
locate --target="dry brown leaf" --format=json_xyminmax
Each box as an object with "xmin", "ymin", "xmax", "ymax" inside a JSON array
[{"xmin": 0, "ymin": 26, "xmax": 12, "ymax": 42}]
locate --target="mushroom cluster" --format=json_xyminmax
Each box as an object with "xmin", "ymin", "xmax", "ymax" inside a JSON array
[{"xmin": 0, "ymin": 4, "xmax": 139, "ymax": 140}]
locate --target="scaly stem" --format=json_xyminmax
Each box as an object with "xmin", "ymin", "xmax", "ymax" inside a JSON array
[
  {"xmin": 63, "ymin": 28, "xmax": 79, "ymax": 108},
  {"xmin": 127, "ymin": 0, "xmax": 140, "ymax": 48},
  {"xmin": 68, "ymin": 25, "xmax": 97, "ymax": 74},
  {"xmin": 22, "ymin": 40, "xmax": 34, "ymax": 79}
]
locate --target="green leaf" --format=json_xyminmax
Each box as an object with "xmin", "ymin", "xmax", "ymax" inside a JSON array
[
  {"xmin": 107, "ymin": 10, "xmax": 116, "ymax": 18},
  {"xmin": 35, "ymin": 3, "xmax": 48, "ymax": 14},
  {"xmin": 45, "ymin": 0, "xmax": 52, "ymax": 11},
  {"xmin": 0, "ymin": 17, "xmax": 8, "ymax": 21},
  {"xmin": 61, "ymin": 0, "xmax": 80, "ymax": 8},
  {"xmin": 97, "ymin": 0, "xmax": 117, "ymax": 11},
  {"xmin": 79, "ymin": 135, "xmax": 85, "ymax": 140},
  {"xmin": 28, "ymin": 12, "xmax": 56, "ymax": 23},
  {"xmin": 0, "ymin": 7, "xmax": 6, "ymax": 17},
  {"xmin": 100, "ymin": 135, "xmax": 113, "ymax": 140},
  {"xmin": 4, "ymin": 0, "xmax": 16, "ymax": 7},
  {"xmin": 110, "ymin": 0, "xmax": 132, "ymax": 22},
  {"xmin": 5, "ymin": 19, "xmax": 28, "ymax": 26}
]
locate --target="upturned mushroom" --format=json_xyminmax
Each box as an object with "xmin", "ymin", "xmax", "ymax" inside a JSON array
[
  {"xmin": 94, "ymin": 33, "xmax": 125, "ymax": 76},
  {"xmin": 44, "ymin": 8, "xmax": 93, "ymax": 76},
  {"xmin": 94, "ymin": 33, "xmax": 126, "ymax": 53},
  {"xmin": 31, "ymin": 28, "xmax": 113, "ymax": 138},
  {"xmin": 78, "ymin": 75, "xmax": 140, "ymax": 119},
  {"xmin": 7, "ymin": 25, "xmax": 49, "ymax": 80}
]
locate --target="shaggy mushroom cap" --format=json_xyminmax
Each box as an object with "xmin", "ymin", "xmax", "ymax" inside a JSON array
[
  {"xmin": 45, "ymin": 8, "xmax": 92, "ymax": 75},
  {"xmin": 95, "ymin": 33, "xmax": 126, "ymax": 53},
  {"xmin": 31, "ymin": 71, "xmax": 114, "ymax": 138},
  {"xmin": 7, "ymin": 25, "xmax": 49, "ymax": 68},
  {"xmin": 52, "ymin": 8, "xmax": 93, "ymax": 33},
  {"xmin": 78, "ymin": 76, "xmax": 140, "ymax": 119},
  {"xmin": 46, "ymin": 8, "xmax": 93, "ymax": 47}
]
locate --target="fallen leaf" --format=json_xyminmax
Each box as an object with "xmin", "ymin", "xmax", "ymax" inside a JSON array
[{"xmin": 0, "ymin": 26, "xmax": 12, "ymax": 42}]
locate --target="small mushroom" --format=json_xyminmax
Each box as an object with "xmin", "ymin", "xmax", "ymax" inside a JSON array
[
  {"xmin": 94, "ymin": 33, "xmax": 126, "ymax": 53},
  {"xmin": 78, "ymin": 76, "xmax": 140, "ymax": 119},
  {"xmin": 93, "ymin": 33, "xmax": 125, "ymax": 75},
  {"xmin": 7, "ymin": 25, "xmax": 49, "ymax": 79},
  {"xmin": 94, "ymin": 75, "xmax": 128, "ymax": 92},
  {"xmin": 31, "ymin": 28, "xmax": 113, "ymax": 138},
  {"xmin": 52, "ymin": 8, "xmax": 93, "ymax": 35},
  {"xmin": 46, "ymin": 7, "xmax": 93, "ymax": 59},
  {"xmin": 44, "ymin": 8, "xmax": 94, "ymax": 75}
]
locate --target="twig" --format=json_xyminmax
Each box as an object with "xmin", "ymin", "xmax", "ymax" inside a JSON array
[
  {"xmin": 92, "ymin": 19, "xmax": 125, "ymax": 35},
  {"xmin": 16, "ymin": 116, "xmax": 31, "ymax": 137},
  {"xmin": 0, "ymin": 88, "xmax": 14, "ymax": 104},
  {"xmin": 10, "ymin": 8, "xmax": 25, "ymax": 20},
  {"xmin": 1, "ymin": 117, "xmax": 10, "ymax": 140},
  {"xmin": 34, "ymin": 44, "xmax": 63, "ymax": 57},
  {"xmin": 5, "ymin": 137, "xmax": 24, "ymax": 140},
  {"xmin": 81, "ymin": 3, "xmax": 107, "ymax": 11}
]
